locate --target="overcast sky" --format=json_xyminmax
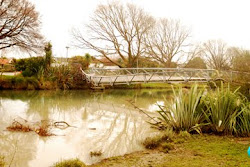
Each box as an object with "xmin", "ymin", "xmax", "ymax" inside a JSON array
[{"xmin": 30, "ymin": 0, "xmax": 250, "ymax": 58}]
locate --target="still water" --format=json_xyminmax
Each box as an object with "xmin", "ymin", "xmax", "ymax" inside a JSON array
[{"xmin": 0, "ymin": 89, "xmax": 171, "ymax": 167}]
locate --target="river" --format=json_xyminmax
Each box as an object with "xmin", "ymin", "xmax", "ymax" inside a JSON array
[{"xmin": 0, "ymin": 89, "xmax": 171, "ymax": 167}]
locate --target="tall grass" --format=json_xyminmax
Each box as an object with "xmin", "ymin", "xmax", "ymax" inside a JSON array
[
  {"xmin": 157, "ymin": 85, "xmax": 206, "ymax": 133},
  {"xmin": 237, "ymin": 102, "xmax": 250, "ymax": 136},
  {"xmin": 203, "ymin": 84, "xmax": 242, "ymax": 135}
]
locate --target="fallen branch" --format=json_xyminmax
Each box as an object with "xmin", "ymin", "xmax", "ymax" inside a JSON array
[
  {"xmin": 127, "ymin": 100, "xmax": 159, "ymax": 124},
  {"xmin": 7, "ymin": 118, "xmax": 76, "ymax": 137}
]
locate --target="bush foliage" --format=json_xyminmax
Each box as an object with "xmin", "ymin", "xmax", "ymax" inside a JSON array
[
  {"xmin": 154, "ymin": 83, "xmax": 250, "ymax": 136},
  {"xmin": 52, "ymin": 158, "xmax": 86, "ymax": 167}
]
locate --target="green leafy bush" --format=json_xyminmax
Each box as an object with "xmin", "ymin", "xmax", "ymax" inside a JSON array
[
  {"xmin": 237, "ymin": 102, "xmax": 250, "ymax": 136},
  {"xmin": 47, "ymin": 65, "xmax": 73, "ymax": 89},
  {"xmin": 52, "ymin": 158, "xmax": 86, "ymax": 167},
  {"xmin": 203, "ymin": 84, "xmax": 242, "ymax": 135},
  {"xmin": 15, "ymin": 57, "xmax": 45, "ymax": 77},
  {"xmin": 157, "ymin": 85, "xmax": 206, "ymax": 133},
  {"xmin": 69, "ymin": 54, "xmax": 91, "ymax": 70},
  {"xmin": 153, "ymin": 84, "xmax": 250, "ymax": 136}
]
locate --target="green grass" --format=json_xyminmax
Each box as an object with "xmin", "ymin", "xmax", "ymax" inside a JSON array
[
  {"xmin": 178, "ymin": 135, "xmax": 250, "ymax": 167},
  {"xmin": 52, "ymin": 158, "xmax": 86, "ymax": 167},
  {"xmin": 91, "ymin": 135, "xmax": 250, "ymax": 167}
]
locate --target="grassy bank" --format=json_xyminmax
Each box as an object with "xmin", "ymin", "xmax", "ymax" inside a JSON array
[{"xmin": 90, "ymin": 134, "xmax": 249, "ymax": 167}]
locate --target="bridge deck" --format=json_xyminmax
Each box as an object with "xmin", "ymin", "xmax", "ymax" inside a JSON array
[{"xmin": 81, "ymin": 68, "xmax": 216, "ymax": 87}]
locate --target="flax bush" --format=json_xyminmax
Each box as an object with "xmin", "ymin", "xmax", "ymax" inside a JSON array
[
  {"xmin": 157, "ymin": 85, "xmax": 206, "ymax": 133},
  {"xmin": 154, "ymin": 83, "xmax": 250, "ymax": 136},
  {"xmin": 203, "ymin": 84, "xmax": 242, "ymax": 135}
]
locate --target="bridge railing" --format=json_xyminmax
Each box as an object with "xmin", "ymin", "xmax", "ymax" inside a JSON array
[
  {"xmin": 82, "ymin": 68, "xmax": 217, "ymax": 86},
  {"xmin": 86, "ymin": 68, "xmax": 216, "ymax": 76}
]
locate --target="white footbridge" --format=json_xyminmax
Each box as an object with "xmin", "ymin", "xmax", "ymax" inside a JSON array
[{"xmin": 81, "ymin": 68, "xmax": 216, "ymax": 87}]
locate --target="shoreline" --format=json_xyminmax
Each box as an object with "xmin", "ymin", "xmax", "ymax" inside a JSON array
[{"xmin": 88, "ymin": 134, "xmax": 250, "ymax": 167}]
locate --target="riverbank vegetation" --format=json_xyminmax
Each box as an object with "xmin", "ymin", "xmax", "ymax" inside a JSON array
[
  {"xmin": 151, "ymin": 83, "xmax": 250, "ymax": 137},
  {"xmin": 52, "ymin": 159, "xmax": 86, "ymax": 167},
  {"xmin": 0, "ymin": 43, "xmax": 91, "ymax": 90}
]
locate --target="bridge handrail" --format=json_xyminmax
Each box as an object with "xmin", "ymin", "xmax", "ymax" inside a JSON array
[{"xmin": 85, "ymin": 68, "xmax": 216, "ymax": 76}]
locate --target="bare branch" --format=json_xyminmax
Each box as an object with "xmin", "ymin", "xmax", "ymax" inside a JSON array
[
  {"xmin": 0, "ymin": 0, "xmax": 44, "ymax": 53},
  {"xmin": 145, "ymin": 18, "xmax": 190, "ymax": 67},
  {"xmin": 202, "ymin": 40, "xmax": 230, "ymax": 70},
  {"xmin": 72, "ymin": 1, "xmax": 155, "ymax": 67}
]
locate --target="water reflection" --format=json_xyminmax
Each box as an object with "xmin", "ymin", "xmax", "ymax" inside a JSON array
[
  {"xmin": 0, "ymin": 89, "xmax": 171, "ymax": 166},
  {"xmin": 0, "ymin": 132, "xmax": 38, "ymax": 167}
]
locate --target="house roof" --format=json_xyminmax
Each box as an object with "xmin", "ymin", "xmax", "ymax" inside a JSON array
[{"xmin": 0, "ymin": 59, "xmax": 9, "ymax": 65}]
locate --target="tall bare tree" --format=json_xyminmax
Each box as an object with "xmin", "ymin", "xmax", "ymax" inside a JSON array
[
  {"xmin": 0, "ymin": 0, "xmax": 43, "ymax": 52},
  {"xmin": 202, "ymin": 40, "xmax": 230, "ymax": 70},
  {"xmin": 72, "ymin": 2, "xmax": 155, "ymax": 67},
  {"xmin": 145, "ymin": 18, "xmax": 190, "ymax": 67}
]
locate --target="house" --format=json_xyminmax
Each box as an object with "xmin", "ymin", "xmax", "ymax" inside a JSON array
[
  {"xmin": 0, "ymin": 58, "xmax": 14, "ymax": 70},
  {"xmin": 0, "ymin": 58, "xmax": 9, "ymax": 68}
]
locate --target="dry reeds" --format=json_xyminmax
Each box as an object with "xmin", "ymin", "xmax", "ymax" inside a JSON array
[{"xmin": 6, "ymin": 118, "xmax": 74, "ymax": 137}]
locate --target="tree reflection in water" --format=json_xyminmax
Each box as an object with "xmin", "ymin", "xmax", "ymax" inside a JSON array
[
  {"xmin": 0, "ymin": 89, "xmax": 169, "ymax": 166},
  {"xmin": 0, "ymin": 132, "xmax": 38, "ymax": 167}
]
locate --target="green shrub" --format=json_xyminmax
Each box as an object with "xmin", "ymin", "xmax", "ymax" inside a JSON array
[
  {"xmin": 161, "ymin": 128, "xmax": 174, "ymax": 142},
  {"xmin": 142, "ymin": 136, "xmax": 162, "ymax": 149},
  {"xmin": 178, "ymin": 131, "xmax": 191, "ymax": 139},
  {"xmin": 52, "ymin": 158, "xmax": 86, "ymax": 167},
  {"xmin": 203, "ymin": 84, "xmax": 242, "ymax": 135},
  {"xmin": 15, "ymin": 57, "xmax": 45, "ymax": 77},
  {"xmin": 14, "ymin": 76, "xmax": 26, "ymax": 84},
  {"xmin": 13, "ymin": 76, "xmax": 27, "ymax": 89},
  {"xmin": 48, "ymin": 65, "xmax": 72, "ymax": 89},
  {"xmin": 26, "ymin": 77, "xmax": 40, "ymax": 89},
  {"xmin": 160, "ymin": 142, "xmax": 175, "ymax": 153},
  {"xmin": 142, "ymin": 129, "xmax": 174, "ymax": 150},
  {"xmin": 157, "ymin": 85, "xmax": 206, "ymax": 133},
  {"xmin": 69, "ymin": 54, "xmax": 91, "ymax": 70},
  {"xmin": 237, "ymin": 103, "xmax": 250, "ymax": 136}
]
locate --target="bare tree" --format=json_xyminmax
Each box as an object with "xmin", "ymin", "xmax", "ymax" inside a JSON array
[
  {"xmin": 0, "ymin": 0, "xmax": 43, "ymax": 52},
  {"xmin": 72, "ymin": 2, "xmax": 155, "ymax": 68},
  {"xmin": 202, "ymin": 40, "xmax": 230, "ymax": 70},
  {"xmin": 145, "ymin": 18, "xmax": 190, "ymax": 68}
]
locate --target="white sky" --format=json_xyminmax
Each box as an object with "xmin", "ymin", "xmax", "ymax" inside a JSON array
[{"xmin": 29, "ymin": 0, "xmax": 250, "ymax": 58}]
